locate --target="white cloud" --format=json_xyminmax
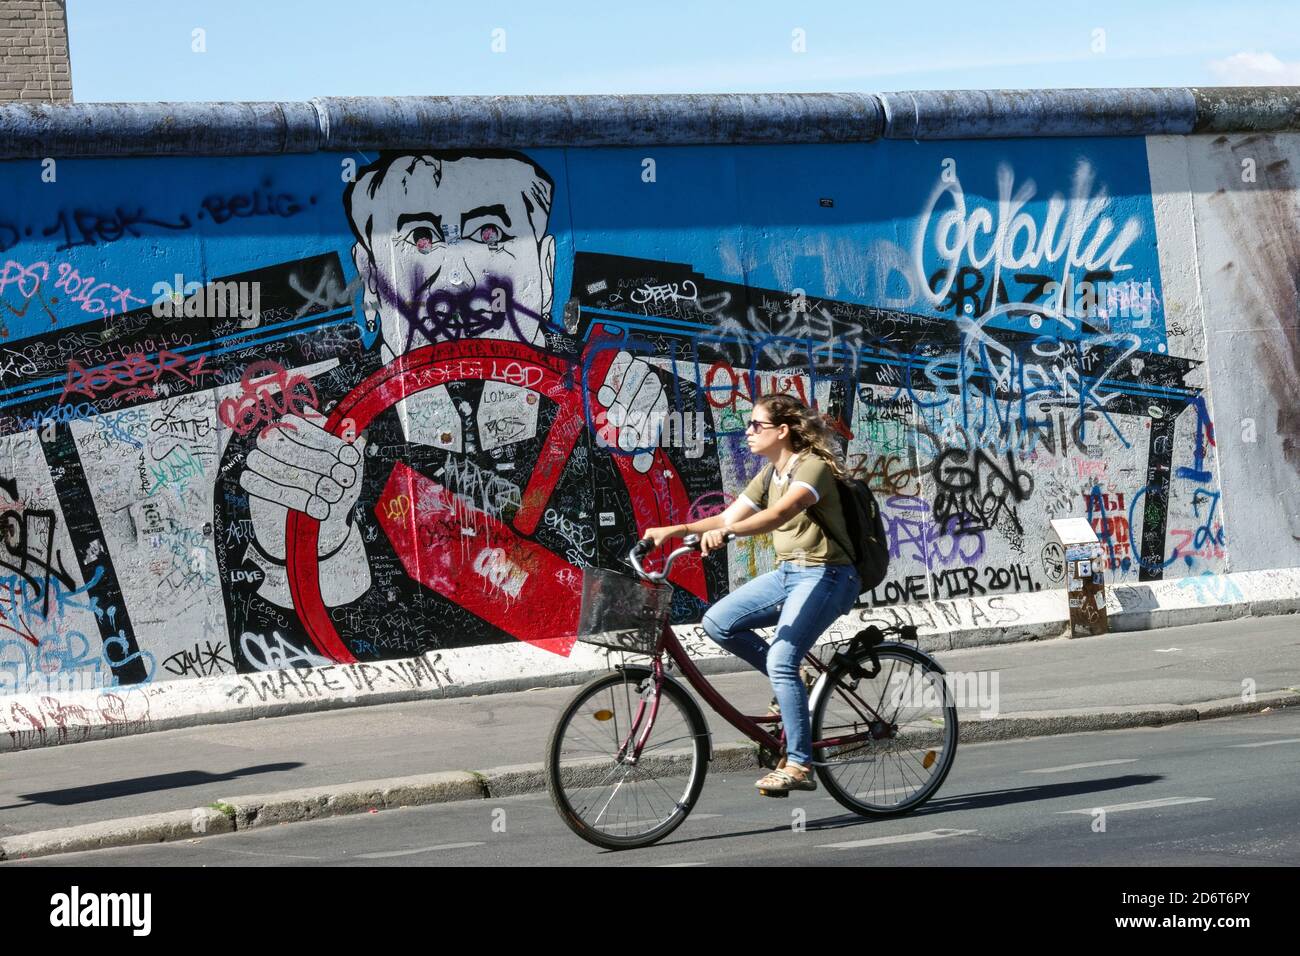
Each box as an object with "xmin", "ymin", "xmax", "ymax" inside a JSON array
[{"xmin": 1208, "ymin": 50, "xmax": 1300, "ymax": 85}]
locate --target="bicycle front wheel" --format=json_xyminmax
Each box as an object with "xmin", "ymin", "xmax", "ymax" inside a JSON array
[
  {"xmin": 546, "ymin": 667, "xmax": 709, "ymax": 850},
  {"xmin": 812, "ymin": 643, "xmax": 958, "ymax": 816}
]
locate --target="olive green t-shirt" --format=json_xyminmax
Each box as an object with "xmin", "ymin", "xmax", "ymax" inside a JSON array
[{"xmin": 739, "ymin": 454, "xmax": 853, "ymax": 566}]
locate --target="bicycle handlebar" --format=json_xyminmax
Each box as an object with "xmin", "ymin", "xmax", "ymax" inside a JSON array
[{"xmin": 629, "ymin": 532, "xmax": 735, "ymax": 582}]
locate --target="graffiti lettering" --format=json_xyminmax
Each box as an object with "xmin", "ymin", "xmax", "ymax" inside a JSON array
[
  {"xmin": 471, "ymin": 547, "xmax": 528, "ymax": 598},
  {"xmin": 61, "ymin": 350, "xmax": 215, "ymax": 404},
  {"xmin": 932, "ymin": 448, "xmax": 1034, "ymax": 534},
  {"xmin": 42, "ymin": 206, "xmax": 193, "ymax": 253},
  {"xmin": 201, "ymin": 183, "xmax": 306, "ymax": 224},
  {"xmin": 217, "ymin": 360, "xmax": 320, "ymax": 438}
]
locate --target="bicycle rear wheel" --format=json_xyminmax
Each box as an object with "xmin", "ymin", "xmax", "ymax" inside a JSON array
[
  {"xmin": 812, "ymin": 643, "xmax": 958, "ymax": 816},
  {"xmin": 546, "ymin": 666, "xmax": 709, "ymax": 850}
]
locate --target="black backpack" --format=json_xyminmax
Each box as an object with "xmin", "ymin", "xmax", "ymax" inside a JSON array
[{"xmin": 759, "ymin": 461, "xmax": 890, "ymax": 594}]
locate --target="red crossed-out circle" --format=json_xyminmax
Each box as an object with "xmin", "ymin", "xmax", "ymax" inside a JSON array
[{"xmin": 284, "ymin": 340, "xmax": 589, "ymax": 663}]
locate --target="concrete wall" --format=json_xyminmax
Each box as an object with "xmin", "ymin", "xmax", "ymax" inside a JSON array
[
  {"xmin": 0, "ymin": 97, "xmax": 1296, "ymax": 718},
  {"xmin": 0, "ymin": 0, "xmax": 72, "ymax": 104}
]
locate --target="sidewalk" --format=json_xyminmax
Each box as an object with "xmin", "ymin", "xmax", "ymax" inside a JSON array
[{"xmin": 2, "ymin": 613, "xmax": 1297, "ymax": 860}]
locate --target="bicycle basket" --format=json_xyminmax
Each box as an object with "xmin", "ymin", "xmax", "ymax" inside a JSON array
[{"xmin": 576, "ymin": 567, "xmax": 674, "ymax": 655}]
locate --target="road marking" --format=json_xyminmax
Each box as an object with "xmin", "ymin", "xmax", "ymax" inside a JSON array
[
  {"xmin": 619, "ymin": 813, "xmax": 721, "ymax": 827},
  {"xmin": 1229, "ymin": 738, "xmax": 1300, "ymax": 748},
  {"xmin": 1153, "ymin": 647, "xmax": 1182, "ymax": 653},
  {"xmin": 1057, "ymin": 797, "xmax": 1213, "ymax": 815},
  {"xmin": 820, "ymin": 787, "xmax": 914, "ymax": 801},
  {"xmin": 356, "ymin": 842, "xmax": 485, "ymax": 859},
  {"xmin": 841, "ymin": 786, "xmax": 917, "ymax": 799},
  {"xmin": 819, "ymin": 828, "xmax": 977, "ymax": 849},
  {"xmin": 1023, "ymin": 759, "xmax": 1139, "ymax": 774},
  {"xmin": 657, "ymin": 861, "xmax": 708, "ymax": 867},
  {"xmin": 207, "ymin": 846, "xmax": 322, "ymax": 861}
]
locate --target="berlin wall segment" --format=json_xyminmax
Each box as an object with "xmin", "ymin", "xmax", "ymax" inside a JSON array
[{"xmin": 0, "ymin": 132, "xmax": 1295, "ymax": 740}]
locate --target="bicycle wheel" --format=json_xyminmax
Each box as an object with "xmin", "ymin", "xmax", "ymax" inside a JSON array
[
  {"xmin": 812, "ymin": 643, "xmax": 958, "ymax": 816},
  {"xmin": 546, "ymin": 666, "xmax": 710, "ymax": 850}
]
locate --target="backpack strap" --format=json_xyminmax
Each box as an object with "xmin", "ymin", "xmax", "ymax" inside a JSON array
[
  {"xmin": 756, "ymin": 462, "xmax": 775, "ymax": 508},
  {"xmin": 762, "ymin": 454, "xmax": 806, "ymax": 506},
  {"xmin": 803, "ymin": 486, "xmax": 860, "ymax": 563}
]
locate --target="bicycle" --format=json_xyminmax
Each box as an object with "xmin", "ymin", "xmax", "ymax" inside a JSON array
[{"xmin": 545, "ymin": 534, "xmax": 959, "ymax": 850}]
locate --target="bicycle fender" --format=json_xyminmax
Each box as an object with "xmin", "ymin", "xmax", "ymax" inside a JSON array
[{"xmin": 879, "ymin": 641, "xmax": 948, "ymax": 675}]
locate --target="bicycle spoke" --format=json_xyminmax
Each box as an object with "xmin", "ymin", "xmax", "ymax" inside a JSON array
[
  {"xmin": 873, "ymin": 656, "xmax": 900, "ymax": 716},
  {"xmin": 591, "ymin": 770, "xmax": 634, "ymax": 828},
  {"xmin": 886, "ymin": 740, "xmax": 927, "ymax": 792},
  {"xmin": 579, "ymin": 759, "xmax": 685, "ymax": 836},
  {"xmin": 626, "ymin": 760, "xmax": 686, "ymax": 810},
  {"xmin": 853, "ymin": 743, "xmax": 882, "ymax": 799},
  {"xmin": 828, "ymin": 678, "xmax": 879, "ymax": 726},
  {"xmin": 566, "ymin": 718, "xmax": 623, "ymax": 757},
  {"xmin": 575, "ymin": 757, "xmax": 637, "ymax": 802},
  {"xmin": 886, "ymin": 670, "xmax": 945, "ymax": 727},
  {"xmin": 630, "ymin": 731, "xmax": 697, "ymax": 752}
]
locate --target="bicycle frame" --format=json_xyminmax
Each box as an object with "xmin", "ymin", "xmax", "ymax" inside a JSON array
[
  {"xmin": 612, "ymin": 536, "xmax": 915, "ymax": 768},
  {"xmin": 614, "ymin": 613, "xmax": 897, "ymax": 767}
]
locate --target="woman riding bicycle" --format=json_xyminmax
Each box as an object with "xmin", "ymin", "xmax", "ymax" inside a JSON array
[{"xmin": 644, "ymin": 394, "xmax": 860, "ymax": 795}]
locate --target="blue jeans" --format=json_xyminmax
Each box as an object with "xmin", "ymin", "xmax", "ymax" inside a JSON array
[{"xmin": 700, "ymin": 562, "xmax": 860, "ymax": 767}]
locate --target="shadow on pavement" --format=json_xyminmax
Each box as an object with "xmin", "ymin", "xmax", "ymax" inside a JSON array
[
  {"xmin": 624, "ymin": 773, "xmax": 1167, "ymax": 850},
  {"xmin": 5, "ymin": 762, "xmax": 304, "ymax": 807}
]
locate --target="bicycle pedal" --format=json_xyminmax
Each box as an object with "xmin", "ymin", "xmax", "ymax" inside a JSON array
[{"xmin": 757, "ymin": 789, "xmax": 790, "ymax": 798}]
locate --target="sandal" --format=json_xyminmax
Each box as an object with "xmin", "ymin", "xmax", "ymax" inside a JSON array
[{"xmin": 755, "ymin": 762, "xmax": 817, "ymax": 795}]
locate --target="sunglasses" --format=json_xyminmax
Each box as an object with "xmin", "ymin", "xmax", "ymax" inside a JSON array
[{"xmin": 746, "ymin": 419, "xmax": 780, "ymax": 434}]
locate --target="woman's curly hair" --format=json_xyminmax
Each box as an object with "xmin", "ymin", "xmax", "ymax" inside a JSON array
[{"xmin": 754, "ymin": 394, "xmax": 848, "ymax": 479}]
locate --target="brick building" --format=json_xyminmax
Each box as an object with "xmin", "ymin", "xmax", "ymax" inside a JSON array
[{"xmin": 1, "ymin": 0, "xmax": 72, "ymax": 103}]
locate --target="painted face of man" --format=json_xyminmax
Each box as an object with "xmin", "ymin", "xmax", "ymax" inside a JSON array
[{"xmin": 349, "ymin": 153, "xmax": 557, "ymax": 361}]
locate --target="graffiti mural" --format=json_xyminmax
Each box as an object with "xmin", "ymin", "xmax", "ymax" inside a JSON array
[{"xmin": 0, "ymin": 134, "xmax": 1271, "ymax": 699}]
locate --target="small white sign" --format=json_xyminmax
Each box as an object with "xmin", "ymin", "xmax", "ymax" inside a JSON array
[
  {"xmin": 599, "ymin": 512, "xmax": 616, "ymax": 527},
  {"xmin": 1050, "ymin": 516, "xmax": 1099, "ymax": 547}
]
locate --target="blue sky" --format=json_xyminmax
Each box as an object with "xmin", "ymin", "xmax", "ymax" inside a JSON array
[{"xmin": 67, "ymin": 0, "xmax": 1300, "ymax": 101}]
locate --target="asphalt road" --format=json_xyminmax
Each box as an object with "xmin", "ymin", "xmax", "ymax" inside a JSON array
[{"xmin": 8, "ymin": 708, "xmax": 1298, "ymax": 867}]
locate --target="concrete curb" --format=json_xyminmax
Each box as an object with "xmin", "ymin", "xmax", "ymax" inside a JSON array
[
  {"xmin": 0, "ymin": 808, "xmax": 232, "ymax": 862},
  {"xmin": 217, "ymin": 771, "xmax": 484, "ymax": 830},
  {"xmin": 2, "ymin": 691, "xmax": 1295, "ymax": 863}
]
